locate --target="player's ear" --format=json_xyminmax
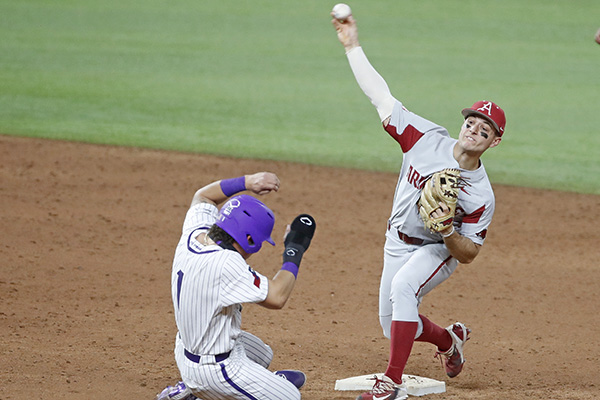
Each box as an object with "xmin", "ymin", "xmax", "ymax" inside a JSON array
[{"xmin": 489, "ymin": 136, "xmax": 502, "ymax": 149}]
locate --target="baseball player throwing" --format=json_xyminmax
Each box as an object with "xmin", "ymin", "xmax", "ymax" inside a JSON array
[
  {"xmin": 332, "ymin": 12, "xmax": 506, "ymax": 400},
  {"xmin": 156, "ymin": 172, "xmax": 316, "ymax": 400}
]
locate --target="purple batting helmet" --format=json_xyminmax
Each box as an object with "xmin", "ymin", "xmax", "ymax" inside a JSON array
[{"xmin": 215, "ymin": 195, "xmax": 275, "ymax": 254}]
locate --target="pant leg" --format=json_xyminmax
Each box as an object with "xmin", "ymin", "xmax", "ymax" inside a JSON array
[
  {"xmin": 238, "ymin": 331, "xmax": 273, "ymax": 368},
  {"xmin": 379, "ymin": 236, "xmax": 457, "ymax": 338},
  {"xmin": 378, "ymin": 236, "xmax": 415, "ymax": 338},
  {"xmin": 176, "ymin": 335, "xmax": 300, "ymax": 400}
]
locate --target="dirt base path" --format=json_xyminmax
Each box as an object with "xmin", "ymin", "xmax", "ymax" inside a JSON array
[{"xmin": 1, "ymin": 135, "xmax": 598, "ymax": 399}]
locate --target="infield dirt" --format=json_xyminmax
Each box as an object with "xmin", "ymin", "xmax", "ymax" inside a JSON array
[{"xmin": 1, "ymin": 135, "xmax": 598, "ymax": 399}]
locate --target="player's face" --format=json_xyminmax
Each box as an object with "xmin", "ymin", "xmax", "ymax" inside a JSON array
[{"xmin": 458, "ymin": 116, "xmax": 501, "ymax": 153}]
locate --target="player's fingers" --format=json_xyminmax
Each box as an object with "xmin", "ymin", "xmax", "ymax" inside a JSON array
[
  {"xmin": 331, "ymin": 15, "xmax": 354, "ymax": 29},
  {"xmin": 430, "ymin": 203, "xmax": 448, "ymax": 218},
  {"xmin": 265, "ymin": 176, "xmax": 280, "ymax": 192},
  {"xmin": 251, "ymin": 172, "xmax": 279, "ymax": 192},
  {"xmin": 255, "ymin": 179, "xmax": 280, "ymax": 195},
  {"xmin": 331, "ymin": 17, "xmax": 342, "ymax": 29},
  {"xmin": 438, "ymin": 201, "xmax": 450, "ymax": 213},
  {"xmin": 282, "ymin": 224, "xmax": 291, "ymax": 241}
]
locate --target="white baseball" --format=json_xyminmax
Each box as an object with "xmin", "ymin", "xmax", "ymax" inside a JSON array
[{"xmin": 332, "ymin": 3, "xmax": 352, "ymax": 22}]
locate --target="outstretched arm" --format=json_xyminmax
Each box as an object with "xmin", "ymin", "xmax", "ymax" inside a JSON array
[
  {"xmin": 331, "ymin": 15, "xmax": 395, "ymax": 124},
  {"xmin": 191, "ymin": 172, "xmax": 280, "ymax": 207}
]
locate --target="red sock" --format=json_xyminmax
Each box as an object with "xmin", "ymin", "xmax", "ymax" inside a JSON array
[
  {"xmin": 384, "ymin": 320, "xmax": 418, "ymax": 384},
  {"xmin": 415, "ymin": 314, "xmax": 452, "ymax": 352}
]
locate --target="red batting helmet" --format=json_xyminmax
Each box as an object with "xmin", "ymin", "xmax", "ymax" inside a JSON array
[{"xmin": 461, "ymin": 100, "xmax": 506, "ymax": 136}]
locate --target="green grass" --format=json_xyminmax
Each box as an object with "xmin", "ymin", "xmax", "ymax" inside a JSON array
[{"xmin": 1, "ymin": 0, "xmax": 599, "ymax": 194}]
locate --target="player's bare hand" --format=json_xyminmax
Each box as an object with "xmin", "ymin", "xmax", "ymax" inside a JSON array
[
  {"xmin": 595, "ymin": 28, "xmax": 600, "ymax": 45},
  {"xmin": 245, "ymin": 172, "xmax": 280, "ymax": 195},
  {"xmin": 331, "ymin": 15, "xmax": 360, "ymax": 52}
]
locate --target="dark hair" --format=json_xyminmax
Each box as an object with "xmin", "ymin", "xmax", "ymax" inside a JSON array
[{"xmin": 207, "ymin": 225, "xmax": 236, "ymax": 247}]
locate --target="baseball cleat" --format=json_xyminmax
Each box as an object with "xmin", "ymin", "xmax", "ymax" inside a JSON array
[
  {"xmin": 436, "ymin": 322, "xmax": 471, "ymax": 378},
  {"xmin": 355, "ymin": 375, "xmax": 408, "ymax": 400},
  {"xmin": 274, "ymin": 369, "xmax": 307, "ymax": 389},
  {"xmin": 155, "ymin": 381, "xmax": 196, "ymax": 400}
]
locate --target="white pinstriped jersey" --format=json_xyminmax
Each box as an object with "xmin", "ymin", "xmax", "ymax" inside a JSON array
[
  {"xmin": 171, "ymin": 202, "xmax": 269, "ymax": 356},
  {"xmin": 384, "ymin": 100, "xmax": 495, "ymax": 245}
]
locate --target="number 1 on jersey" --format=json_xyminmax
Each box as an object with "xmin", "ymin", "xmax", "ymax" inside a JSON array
[{"xmin": 176, "ymin": 270, "xmax": 184, "ymax": 308}]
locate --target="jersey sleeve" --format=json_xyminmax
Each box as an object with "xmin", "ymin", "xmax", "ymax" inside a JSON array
[
  {"xmin": 346, "ymin": 46, "xmax": 396, "ymax": 122},
  {"xmin": 456, "ymin": 198, "xmax": 495, "ymax": 246},
  {"xmin": 384, "ymin": 101, "xmax": 451, "ymax": 154},
  {"xmin": 181, "ymin": 203, "xmax": 218, "ymax": 235},
  {"xmin": 220, "ymin": 255, "xmax": 269, "ymax": 306}
]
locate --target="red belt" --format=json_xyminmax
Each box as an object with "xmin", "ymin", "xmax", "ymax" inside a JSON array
[
  {"xmin": 388, "ymin": 222, "xmax": 424, "ymax": 245},
  {"xmin": 397, "ymin": 231, "xmax": 424, "ymax": 245}
]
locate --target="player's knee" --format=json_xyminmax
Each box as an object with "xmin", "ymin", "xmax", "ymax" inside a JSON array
[
  {"xmin": 262, "ymin": 344, "xmax": 274, "ymax": 368},
  {"xmin": 389, "ymin": 277, "xmax": 417, "ymax": 305},
  {"xmin": 242, "ymin": 336, "xmax": 273, "ymax": 368}
]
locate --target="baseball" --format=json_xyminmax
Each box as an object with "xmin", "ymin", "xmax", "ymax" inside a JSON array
[{"xmin": 332, "ymin": 3, "xmax": 352, "ymax": 22}]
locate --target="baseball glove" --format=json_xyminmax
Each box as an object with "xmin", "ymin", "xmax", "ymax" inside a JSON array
[{"xmin": 418, "ymin": 169, "xmax": 462, "ymax": 233}]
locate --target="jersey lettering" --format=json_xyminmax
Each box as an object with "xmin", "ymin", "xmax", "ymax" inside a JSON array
[
  {"xmin": 248, "ymin": 266, "xmax": 261, "ymax": 288},
  {"xmin": 407, "ymin": 165, "xmax": 428, "ymax": 190}
]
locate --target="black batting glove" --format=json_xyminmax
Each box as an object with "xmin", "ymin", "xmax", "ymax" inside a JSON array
[{"xmin": 283, "ymin": 214, "xmax": 316, "ymax": 266}]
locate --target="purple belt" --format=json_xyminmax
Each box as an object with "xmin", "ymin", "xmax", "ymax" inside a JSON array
[{"xmin": 184, "ymin": 349, "xmax": 230, "ymax": 363}]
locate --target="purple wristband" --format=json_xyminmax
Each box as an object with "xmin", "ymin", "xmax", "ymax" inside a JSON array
[
  {"xmin": 281, "ymin": 262, "xmax": 299, "ymax": 279},
  {"xmin": 220, "ymin": 176, "xmax": 246, "ymax": 197}
]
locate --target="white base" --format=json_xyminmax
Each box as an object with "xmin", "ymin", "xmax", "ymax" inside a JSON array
[{"xmin": 334, "ymin": 373, "xmax": 446, "ymax": 397}]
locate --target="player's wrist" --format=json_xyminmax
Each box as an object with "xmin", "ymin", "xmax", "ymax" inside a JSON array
[
  {"xmin": 441, "ymin": 226, "xmax": 455, "ymax": 238},
  {"xmin": 220, "ymin": 176, "xmax": 246, "ymax": 197},
  {"xmin": 344, "ymin": 44, "xmax": 361, "ymax": 54},
  {"xmin": 281, "ymin": 261, "xmax": 299, "ymax": 279},
  {"xmin": 283, "ymin": 244, "xmax": 305, "ymax": 267}
]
